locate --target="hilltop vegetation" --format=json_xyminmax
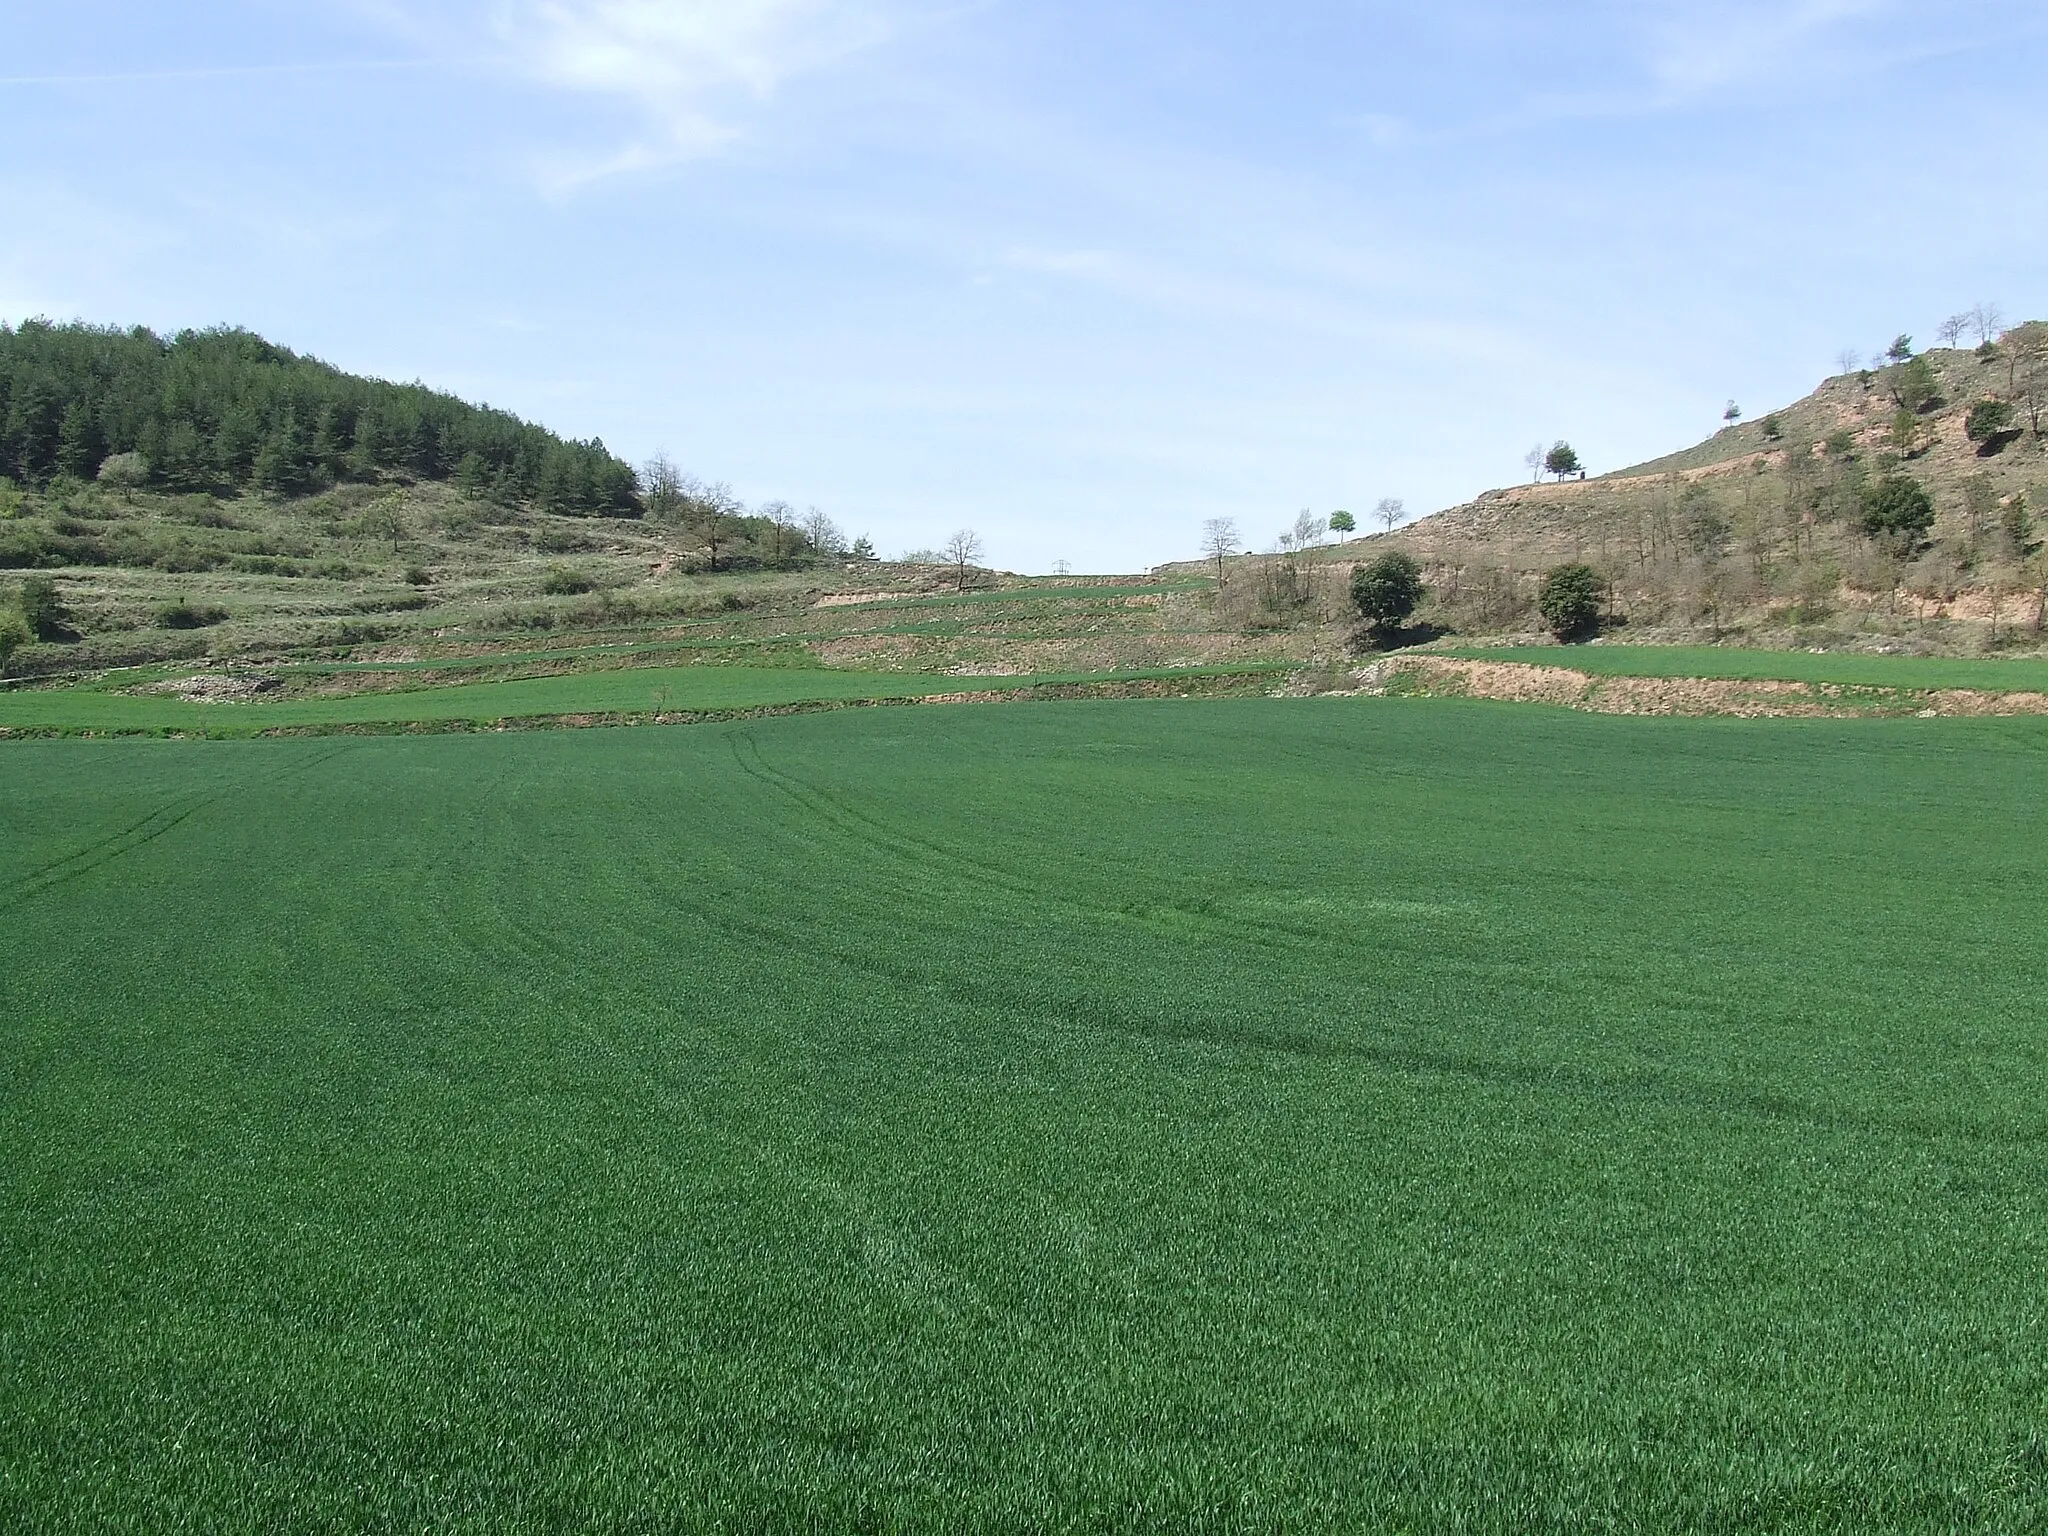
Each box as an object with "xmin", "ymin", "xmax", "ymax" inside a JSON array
[
  {"xmin": 1370, "ymin": 325, "xmax": 2048, "ymax": 650},
  {"xmin": 0, "ymin": 320, "xmax": 638, "ymax": 513}
]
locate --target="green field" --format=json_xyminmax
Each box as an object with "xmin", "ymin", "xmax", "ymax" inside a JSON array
[
  {"xmin": 1448, "ymin": 643, "xmax": 2048, "ymax": 692},
  {"xmin": 4, "ymin": 700, "xmax": 2046, "ymax": 1529},
  {"xmin": 0, "ymin": 663, "xmax": 1287, "ymax": 736}
]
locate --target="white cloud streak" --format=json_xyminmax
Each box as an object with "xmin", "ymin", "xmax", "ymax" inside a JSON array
[
  {"xmin": 365, "ymin": 0, "xmax": 895, "ymax": 179},
  {"xmin": 1643, "ymin": 0, "xmax": 1889, "ymax": 98}
]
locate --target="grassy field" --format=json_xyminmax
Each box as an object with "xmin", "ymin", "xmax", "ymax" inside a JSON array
[
  {"xmin": 4, "ymin": 700, "xmax": 2047, "ymax": 1529},
  {"xmin": 0, "ymin": 662, "xmax": 1288, "ymax": 735},
  {"xmin": 1447, "ymin": 643, "xmax": 2048, "ymax": 692}
]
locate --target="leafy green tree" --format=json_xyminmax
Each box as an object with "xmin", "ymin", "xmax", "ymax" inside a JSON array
[
  {"xmin": 849, "ymin": 536, "xmax": 877, "ymax": 561},
  {"xmin": 95, "ymin": 451, "xmax": 147, "ymax": 490},
  {"xmin": 1887, "ymin": 334, "xmax": 1915, "ymax": 362},
  {"xmin": 1328, "ymin": 509, "xmax": 1355, "ymax": 535},
  {"xmin": 454, "ymin": 451, "xmax": 492, "ymax": 499},
  {"xmin": 2001, "ymin": 492, "xmax": 2032, "ymax": 558},
  {"xmin": 1350, "ymin": 552, "xmax": 1423, "ymax": 640},
  {"xmin": 1538, "ymin": 563, "xmax": 1603, "ymax": 640},
  {"xmin": 18, "ymin": 575, "xmax": 72, "ymax": 640},
  {"xmin": 0, "ymin": 608, "xmax": 28, "ymax": 669},
  {"xmin": 1544, "ymin": 442, "xmax": 1582, "ymax": 480},
  {"xmin": 1760, "ymin": 414, "xmax": 1784, "ymax": 443},
  {"xmin": 1887, "ymin": 355, "xmax": 1940, "ymax": 413},
  {"xmin": 1858, "ymin": 475, "xmax": 1936, "ymax": 546}
]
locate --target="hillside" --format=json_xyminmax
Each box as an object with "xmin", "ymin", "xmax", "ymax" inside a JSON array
[{"xmin": 1358, "ymin": 330, "xmax": 2048, "ymax": 648}]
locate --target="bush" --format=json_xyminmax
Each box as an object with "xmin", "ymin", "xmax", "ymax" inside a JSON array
[
  {"xmin": 1350, "ymin": 552, "xmax": 1423, "ymax": 639},
  {"xmin": 532, "ymin": 526, "xmax": 589, "ymax": 554},
  {"xmin": 403, "ymin": 563, "xmax": 432, "ymax": 586},
  {"xmin": 155, "ymin": 600, "xmax": 230, "ymax": 630},
  {"xmin": 1858, "ymin": 476, "xmax": 1936, "ymax": 545},
  {"xmin": 540, "ymin": 565, "xmax": 596, "ymax": 596},
  {"xmin": 1538, "ymin": 564, "xmax": 1603, "ymax": 641},
  {"xmin": 1965, "ymin": 399, "xmax": 2015, "ymax": 452}
]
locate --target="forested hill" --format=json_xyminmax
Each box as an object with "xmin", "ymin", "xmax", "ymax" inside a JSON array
[{"xmin": 0, "ymin": 321, "xmax": 639, "ymax": 516}]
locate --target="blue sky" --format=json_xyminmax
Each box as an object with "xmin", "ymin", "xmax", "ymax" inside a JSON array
[{"xmin": 4, "ymin": 1, "xmax": 2044, "ymax": 570}]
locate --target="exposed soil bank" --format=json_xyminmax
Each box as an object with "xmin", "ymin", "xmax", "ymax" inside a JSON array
[{"xmin": 1365, "ymin": 655, "xmax": 2048, "ymax": 718}]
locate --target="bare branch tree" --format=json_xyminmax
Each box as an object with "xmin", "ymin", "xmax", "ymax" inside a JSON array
[
  {"xmin": 640, "ymin": 454, "xmax": 686, "ymax": 523},
  {"xmin": 1290, "ymin": 508, "xmax": 1323, "ymax": 553},
  {"xmin": 1374, "ymin": 496, "xmax": 1405, "ymax": 534},
  {"xmin": 942, "ymin": 528, "xmax": 983, "ymax": 590},
  {"xmin": 1834, "ymin": 348, "xmax": 1861, "ymax": 377},
  {"xmin": 800, "ymin": 506, "xmax": 843, "ymax": 556},
  {"xmin": 1971, "ymin": 302, "xmax": 2006, "ymax": 347},
  {"xmin": 1523, "ymin": 443, "xmax": 1547, "ymax": 484},
  {"xmin": 1937, "ymin": 314, "xmax": 1970, "ymax": 349},
  {"xmin": 691, "ymin": 480, "xmax": 742, "ymax": 571},
  {"xmin": 1199, "ymin": 517, "xmax": 1239, "ymax": 583}
]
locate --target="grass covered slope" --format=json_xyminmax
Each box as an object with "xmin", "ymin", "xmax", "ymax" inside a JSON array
[{"xmin": 5, "ymin": 702, "xmax": 2048, "ymax": 1528}]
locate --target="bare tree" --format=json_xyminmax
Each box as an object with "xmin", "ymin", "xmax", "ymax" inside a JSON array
[
  {"xmin": 1971, "ymin": 302, "xmax": 2006, "ymax": 347},
  {"xmin": 362, "ymin": 493, "xmax": 407, "ymax": 554},
  {"xmin": 942, "ymin": 528, "xmax": 983, "ymax": 590},
  {"xmin": 1199, "ymin": 517, "xmax": 1239, "ymax": 582},
  {"xmin": 757, "ymin": 499, "xmax": 801, "ymax": 566},
  {"xmin": 1290, "ymin": 508, "xmax": 1323, "ymax": 553},
  {"xmin": 800, "ymin": 506, "xmax": 843, "ymax": 556},
  {"xmin": 1937, "ymin": 314, "xmax": 1970, "ymax": 349},
  {"xmin": 1374, "ymin": 497, "xmax": 1405, "ymax": 534},
  {"xmin": 692, "ymin": 480, "xmax": 743, "ymax": 571},
  {"xmin": 2006, "ymin": 322, "xmax": 2048, "ymax": 430},
  {"xmin": 1052, "ymin": 558, "xmax": 1072, "ymax": 578},
  {"xmin": 1523, "ymin": 443, "xmax": 1547, "ymax": 484},
  {"xmin": 641, "ymin": 454, "xmax": 687, "ymax": 522},
  {"xmin": 1834, "ymin": 348, "xmax": 1861, "ymax": 377}
]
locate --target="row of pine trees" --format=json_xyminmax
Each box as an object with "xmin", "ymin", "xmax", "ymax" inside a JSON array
[{"xmin": 0, "ymin": 321, "xmax": 640, "ymax": 516}]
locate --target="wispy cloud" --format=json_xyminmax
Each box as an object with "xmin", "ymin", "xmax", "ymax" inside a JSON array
[
  {"xmin": 1642, "ymin": 0, "xmax": 1889, "ymax": 99},
  {"xmin": 365, "ymin": 0, "xmax": 896, "ymax": 181}
]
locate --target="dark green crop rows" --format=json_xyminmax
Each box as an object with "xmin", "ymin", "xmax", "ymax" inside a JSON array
[{"xmin": 3, "ymin": 700, "xmax": 2046, "ymax": 1530}]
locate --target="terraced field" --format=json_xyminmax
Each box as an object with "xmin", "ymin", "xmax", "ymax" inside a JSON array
[
  {"xmin": 0, "ymin": 661, "xmax": 1288, "ymax": 736},
  {"xmin": 4, "ymin": 700, "xmax": 2047, "ymax": 1529},
  {"xmin": 1446, "ymin": 644, "xmax": 2048, "ymax": 692}
]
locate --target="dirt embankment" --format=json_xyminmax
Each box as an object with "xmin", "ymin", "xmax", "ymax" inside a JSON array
[{"xmin": 1362, "ymin": 656, "xmax": 2048, "ymax": 718}]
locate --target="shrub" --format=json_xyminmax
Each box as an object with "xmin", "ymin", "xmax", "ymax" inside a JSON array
[
  {"xmin": 540, "ymin": 565, "xmax": 596, "ymax": 596},
  {"xmin": 1858, "ymin": 476, "xmax": 1936, "ymax": 545},
  {"xmin": 1538, "ymin": 564, "xmax": 1603, "ymax": 641},
  {"xmin": 155, "ymin": 600, "xmax": 230, "ymax": 630},
  {"xmin": 533, "ymin": 525, "xmax": 588, "ymax": 554},
  {"xmin": 1965, "ymin": 399, "xmax": 2015, "ymax": 453},
  {"xmin": 1350, "ymin": 553, "xmax": 1423, "ymax": 640},
  {"xmin": 403, "ymin": 563, "xmax": 432, "ymax": 586}
]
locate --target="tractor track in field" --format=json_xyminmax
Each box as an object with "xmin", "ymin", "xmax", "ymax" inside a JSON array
[{"xmin": 0, "ymin": 742, "xmax": 357, "ymax": 910}]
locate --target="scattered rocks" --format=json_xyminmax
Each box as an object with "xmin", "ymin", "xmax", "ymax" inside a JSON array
[{"xmin": 134, "ymin": 673, "xmax": 282, "ymax": 703}]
